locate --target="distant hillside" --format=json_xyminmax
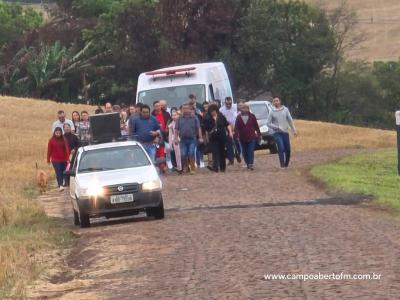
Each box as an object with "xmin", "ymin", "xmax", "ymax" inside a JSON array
[{"xmin": 309, "ymin": 0, "xmax": 400, "ymax": 61}]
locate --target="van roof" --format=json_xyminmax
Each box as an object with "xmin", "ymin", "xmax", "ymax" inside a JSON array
[
  {"xmin": 137, "ymin": 62, "xmax": 229, "ymax": 94},
  {"xmin": 144, "ymin": 62, "xmax": 225, "ymax": 75}
]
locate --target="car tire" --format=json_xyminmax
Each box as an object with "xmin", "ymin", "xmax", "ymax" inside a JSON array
[
  {"xmin": 73, "ymin": 209, "xmax": 80, "ymax": 226},
  {"xmin": 146, "ymin": 198, "xmax": 164, "ymax": 220},
  {"xmin": 79, "ymin": 209, "xmax": 90, "ymax": 228},
  {"xmin": 270, "ymin": 144, "xmax": 278, "ymax": 154}
]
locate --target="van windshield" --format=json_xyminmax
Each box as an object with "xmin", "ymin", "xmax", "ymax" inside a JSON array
[{"xmin": 138, "ymin": 84, "xmax": 205, "ymax": 109}]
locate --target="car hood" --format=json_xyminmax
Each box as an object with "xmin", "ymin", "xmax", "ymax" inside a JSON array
[{"xmin": 76, "ymin": 165, "xmax": 159, "ymax": 188}]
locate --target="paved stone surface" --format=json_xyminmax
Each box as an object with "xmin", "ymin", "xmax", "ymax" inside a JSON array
[{"xmin": 28, "ymin": 149, "xmax": 400, "ymax": 299}]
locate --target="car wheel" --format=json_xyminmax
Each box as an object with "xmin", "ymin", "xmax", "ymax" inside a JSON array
[
  {"xmin": 270, "ymin": 144, "xmax": 278, "ymax": 154},
  {"xmin": 73, "ymin": 209, "xmax": 80, "ymax": 226},
  {"xmin": 146, "ymin": 198, "xmax": 164, "ymax": 220},
  {"xmin": 79, "ymin": 209, "xmax": 90, "ymax": 228}
]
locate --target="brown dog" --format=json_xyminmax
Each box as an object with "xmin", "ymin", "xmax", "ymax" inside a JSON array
[{"xmin": 36, "ymin": 162, "xmax": 48, "ymax": 194}]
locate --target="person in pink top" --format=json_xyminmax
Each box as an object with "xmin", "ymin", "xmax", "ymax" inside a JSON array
[{"xmin": 168, "ymin": 110, "xmax": 182, "ymax": 173}]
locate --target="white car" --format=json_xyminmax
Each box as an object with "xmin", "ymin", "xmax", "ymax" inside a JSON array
[
  {"xmin": 66, "ymin": 141, "xmax": 164, "ymax": 228},
  {"xmin": 248, "ymin": 100, "xmax": 277, "ymax": 153}
]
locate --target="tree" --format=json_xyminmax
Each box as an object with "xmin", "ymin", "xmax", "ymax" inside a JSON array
[
  {"xmin": 1, "ymin": 41, "xmax": 114, "ymax": 100},
  {"xmin": 158, "ymin": 0, "xmax": 251, "ymax": 65},
  {"xmin": 221, "ymin": 0, "xmax": 336, "ymax": 117},
  {"xmin": 72, "ymin": 0, "xmax": 116, "ymax": 17},
  {"xmin": 81, "ymin": 0, "xmax": 161, "ymax": 102},
  {"xmin": 311, "ymin": 1, "xmax": 365, "ymax": 120},
  {"xmin": 373, "ymin": 61, "xmax": 400, "ymax": 110},
  {"xmin": 0, "ymin": 1, "xmax": 43, "ymax": 48}
]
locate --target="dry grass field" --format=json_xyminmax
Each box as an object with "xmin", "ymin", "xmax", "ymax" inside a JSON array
[
  {"xmin": 292, "ymin": 119, "xmax": 396, "ymax": 150},
  {"xmin": 0, "ymin": 96, "xmax": 93, "ymax": 298},
  {"xmin": 309, "ymin": 0, "xmax": 400, "ymax": 61},
  {"xmin": 0, "ymin": 95, "xmax": 396, "ymax": 297}
]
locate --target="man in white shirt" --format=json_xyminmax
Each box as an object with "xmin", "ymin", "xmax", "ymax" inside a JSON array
[
  {"xmin": 220, "ymin": 97, "xmax": 241, "ymax": 164},
  {"xmin": 104, "ymin": 102, "xmax": 113, "ymax": 113},
  {"xmin": 52, "ymin": 110, "xmax": 75, "ymax": 134}
]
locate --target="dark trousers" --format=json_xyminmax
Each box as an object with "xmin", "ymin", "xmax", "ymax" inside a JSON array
[
  {"xmin": 226, "ymin": 136, "xmax": 242, "ymax": 162},
  {"xmin": 241, "ymin": 139, "xmax": 256, "ymax": 167},
  {"xmin": 211, "ymin": 138, "xmax": 226, "ymax": 171},
  {"xmin": 273, "ymin": 132, "xmax": 291, "ymax": 167},
  {"xmin": 171, "ymin": 150, "xmax": 177, "ymax": 168},
  {"xmin": 52, "ymin": 161, "xmax": 67, "ymax": 187}
]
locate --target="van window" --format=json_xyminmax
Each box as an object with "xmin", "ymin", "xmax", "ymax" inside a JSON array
[
  {"xmin": 138, "ymin": 84, "xmax": 205, "ymax": 109},
  {"xmin": 209, "ymin": 84, "xmax": 215, "ymax": 101}
]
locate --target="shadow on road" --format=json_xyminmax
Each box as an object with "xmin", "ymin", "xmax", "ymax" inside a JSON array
[{"xmin": 166, "ymin": 194, "xmax": 374, "ymax": 212}]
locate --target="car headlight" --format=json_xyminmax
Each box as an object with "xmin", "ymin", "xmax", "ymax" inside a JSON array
[
  {"xmin": 142, "ymin": 180, "xmax": 162, "ymax": 192},
  {"xmin": 82, "ymin": 182, "xmax": 105, "ymax": 197}
]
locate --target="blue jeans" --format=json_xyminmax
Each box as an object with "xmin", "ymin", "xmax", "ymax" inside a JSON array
[
  {"xmin": 273, "ymin": 132, "xmax": 291, "ymax": 167},
  {"xmin": 52, "ymin": 162, "xmax": 67, "ymax": 187},
  {"xmin": 240, "ymin": 140, "xmax": 256, "ymax": 167},
  {"xmin": 195, "ymin": 146, "xmax": 203, "ymax": 166},
  {"xmin": 180, "ymin": 138, "xmax": 197, "ymax": 161},
  {"xmin": 142, "ymin": 143, "xmax": 157, "ymax": 163},
  {"xmin": 226, "ymin": 136, "xmax": 242, "ymax": 162}
]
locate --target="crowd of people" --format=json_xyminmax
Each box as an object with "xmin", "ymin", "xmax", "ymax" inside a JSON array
[{"xmin": 46, "ymin": 95, "xmax": 297, "ymax": 191}]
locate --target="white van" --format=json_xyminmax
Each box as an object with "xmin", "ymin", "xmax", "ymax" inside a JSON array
[{"xmin": 136, "ymin": 62, "xmax": 233, "ymax": 108}]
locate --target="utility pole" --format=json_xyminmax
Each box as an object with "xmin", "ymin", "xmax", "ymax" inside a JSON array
[{"xmin": 396, "ymin": 111, "xmax": 400, "ymax": 175}]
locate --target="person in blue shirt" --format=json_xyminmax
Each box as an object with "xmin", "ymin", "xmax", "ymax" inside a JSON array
[{"xmin": 129, "ymin": 104, "xmax": 160, "ymax": 162}]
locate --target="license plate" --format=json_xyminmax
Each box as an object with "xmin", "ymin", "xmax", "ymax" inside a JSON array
[{"xmin": 110, "ymin": 194, "xmax": 134, "ymax": 204}]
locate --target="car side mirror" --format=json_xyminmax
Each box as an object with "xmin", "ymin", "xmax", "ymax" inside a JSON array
[{"xmin": 64, "ymin": 169, "xmax": 76, "ymax": 177}]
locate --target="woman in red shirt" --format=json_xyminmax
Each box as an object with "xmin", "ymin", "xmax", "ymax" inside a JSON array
[
  {"xmin": 152, "ymin": 101, "xmax": 170, "ymax": 173},
  {"xmin": 47, "ymin": 127, "xmax": 70, "ymax": 191}
]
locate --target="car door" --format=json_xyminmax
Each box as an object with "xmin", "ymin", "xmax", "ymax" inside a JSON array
[{"xmin": 69, "ymin": 151, "xmax": 79, "ymax": 199}]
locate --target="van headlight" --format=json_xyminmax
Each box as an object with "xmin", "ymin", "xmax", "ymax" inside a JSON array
[
  {"xmin": 82, "ymin": 183, "xmax": 105, "ymax": 197},
  {"xmin": 142, "ymin": 180, "xmax": 162, "ymax": 192}
]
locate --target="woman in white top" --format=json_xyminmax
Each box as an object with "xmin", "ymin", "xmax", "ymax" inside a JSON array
[{"xmin": 168, "ymin": 110, "xmax": 182, "ymax": 172}]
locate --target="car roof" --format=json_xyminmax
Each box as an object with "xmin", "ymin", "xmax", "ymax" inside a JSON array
[{"xmin": 80, "ymin": 141, "xmax": 141, "ymax": 152}]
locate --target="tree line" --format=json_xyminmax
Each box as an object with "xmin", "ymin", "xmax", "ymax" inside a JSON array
[{"xmin": 0, "ymin": 0, "xmax": 398, "ymax": 129}]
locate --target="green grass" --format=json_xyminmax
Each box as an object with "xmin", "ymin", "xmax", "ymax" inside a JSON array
[
  {"xmin": 311, "ymin": 150, "xmax": 400, "ymax": 211},
  {"xmin": 0, "ymin": 185, "xmax": 74, "ymax": 299}
]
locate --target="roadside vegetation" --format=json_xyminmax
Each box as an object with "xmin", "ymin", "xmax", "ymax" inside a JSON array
[
  {"xmin": 0, "ymin": 96, "xmax": 92, "ymax": 298},
  {"xmin": 312, "ymin": 150, "xmax": 400, "ymax": 211}
]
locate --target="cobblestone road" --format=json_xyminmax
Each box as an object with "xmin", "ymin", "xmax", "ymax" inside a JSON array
[{"xmin": 28, "ymin": 150, "xmax": 400, "ymax": 299}]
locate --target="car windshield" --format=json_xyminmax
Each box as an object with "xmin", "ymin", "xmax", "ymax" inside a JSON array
[
  {"xmin": 249, "ymin": 103, "xmax": 270, "ymax": 120},
  {"xmin": 78, "ymin": 145, "xmax": 151, "ymax": 173},
  {"xmin": 138, "ymin": 84, "xmax": 205, "ymax": 109}
]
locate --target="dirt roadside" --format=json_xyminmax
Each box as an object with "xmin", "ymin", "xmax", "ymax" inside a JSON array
[{"xmin": 28, "ymin": 149, "xmax": 400, "ymax": 299}]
